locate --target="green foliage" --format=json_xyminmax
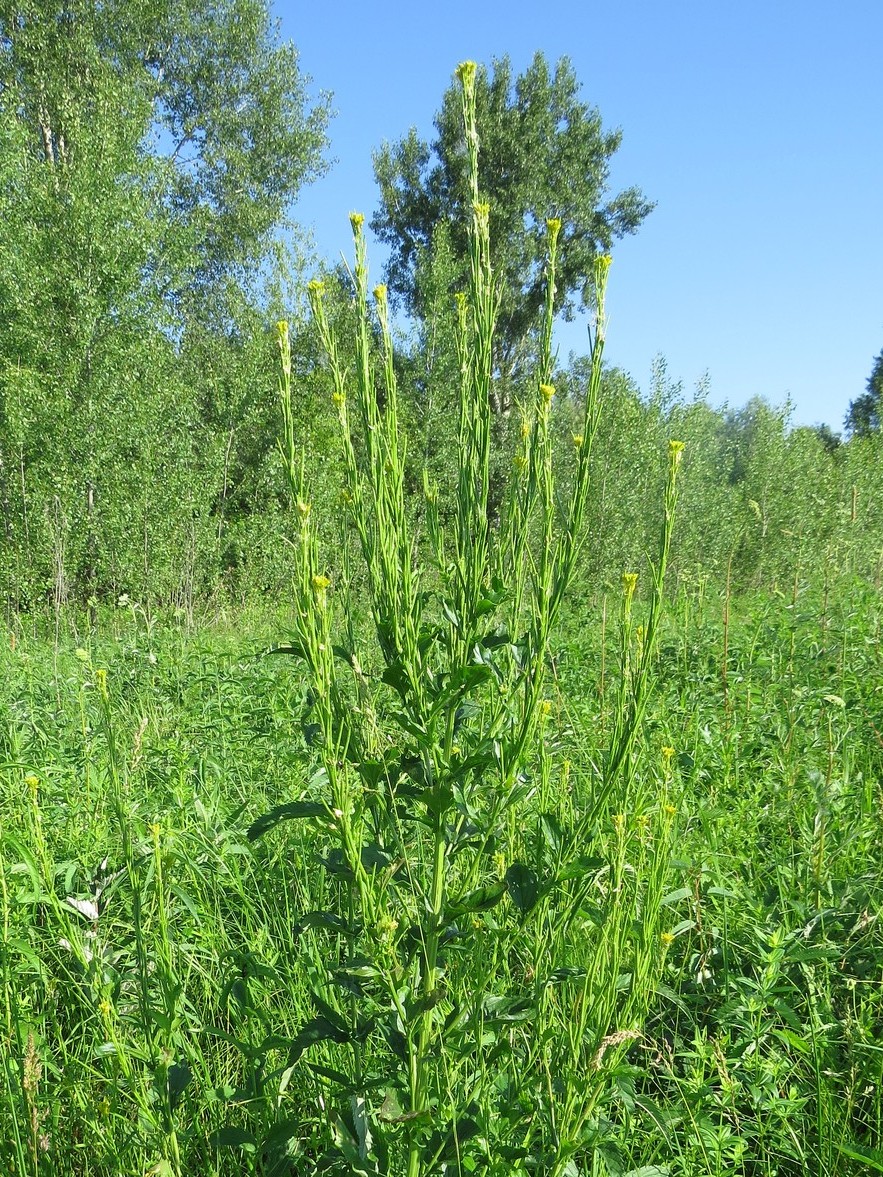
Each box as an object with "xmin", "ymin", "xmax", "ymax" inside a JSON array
[
  {"xmin": 371, "ymin": 52, "xmax": 653, "ymax": 382},
  {"xmin": 0, "ymin": 0, "xmax": 330, "ymax": 610},
  {"xmin": 845, "ymin": 349, "xmax": 883, "ymax": 437},
  {"xmin": 266, "ymin": 66, "xmax": 682, "ymax": 1175},
  {"xmin": 1, "ymin": 552, "xmax": 882, "ymax": 1174}
]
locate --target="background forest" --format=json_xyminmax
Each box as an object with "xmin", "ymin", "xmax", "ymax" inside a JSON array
[{"xmin": 1, "ymin": 1, "xmax": 880, "ymax": 619}]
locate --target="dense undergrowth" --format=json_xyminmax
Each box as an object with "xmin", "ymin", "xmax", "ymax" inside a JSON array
[{"xmin": 0, "ymin": 579, "xmax": 881, "ymax": 1175}]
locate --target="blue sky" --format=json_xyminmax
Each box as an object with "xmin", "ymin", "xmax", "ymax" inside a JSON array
[{"xmin": 278, "ymin": 0, "xmax": 882, "ymax": 430}]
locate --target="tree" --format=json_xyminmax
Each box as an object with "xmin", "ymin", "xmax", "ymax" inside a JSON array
[
  {"xmin": 371, "ymin": 52, "xmax": 652, "ymax": 388},
  {"xmin": 845, "ymin": 350, "xmax": 883, "ymax": 437},
  {"xmin": 0, "ymin": 0, "xmax": 330, "ymax": 607}
]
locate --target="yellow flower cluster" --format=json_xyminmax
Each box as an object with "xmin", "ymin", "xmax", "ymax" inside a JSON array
[{"xmin": 456, "ymin": 60, "xmax": 477, "ymax": 88}]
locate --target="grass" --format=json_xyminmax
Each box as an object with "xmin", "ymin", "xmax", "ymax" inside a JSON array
[{"xmin": 0, "ymin": 577, "xmax": 880, "ymax": 1175}]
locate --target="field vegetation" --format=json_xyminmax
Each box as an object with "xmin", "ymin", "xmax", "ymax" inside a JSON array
[{"xmin": 1, "ymin": 7, "xmax": 882, "ymax": 1175}]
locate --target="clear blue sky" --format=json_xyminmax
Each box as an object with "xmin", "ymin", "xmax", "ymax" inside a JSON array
[{"xmin": 278, "ymin": 0, "xmax": 882, "ymax": 430}]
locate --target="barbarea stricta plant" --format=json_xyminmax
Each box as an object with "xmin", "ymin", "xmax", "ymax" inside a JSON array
[{"xmin": 254, "ymin": 59, "xmax": 684, "ymax": 1177}]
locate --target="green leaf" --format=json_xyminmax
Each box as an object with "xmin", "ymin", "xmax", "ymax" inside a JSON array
[
  {"xmin": 834, "ymin": 1142, "xmax": 883, "ymax": 1171},
  {"xmin": 267, "ymin": 640, "xmax": 309, "ymax": 660},
  {"xmin": 448, "ymin": 881, "xmax": 506, "ymax": 916},
  {"xmin": 247, "ymin": 800, "xmax": 327, "ymax": 841},
  {"xmin": 210, "ymin": 1126, "xmax": 257, "ymax": 1151},
  {"xmin": 288, "ymin": 1016, "xmax": 352, "ymax": 1065},
  {"xmin": 506, "ymin": 863, "xmax": 539, "ymax": 912},
  {"xmin": 661, "ymin": 887, "xmax": 692, "ymax": 906},
  {"xmin": 167, "ymin": 1061, "xmax": 191, "ymax": 1109},
  {"xmin": 294, "ymin": 910, "xmax": 358, "ymax": 937},
  {"xmin": 482, "ymin": 995, "xmax": 534, "ymax": 1023}
]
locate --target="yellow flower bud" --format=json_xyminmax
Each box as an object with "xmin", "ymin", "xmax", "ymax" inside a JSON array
[
  {"xmin": 349, "ymin": 211, "xmax": 365, "ymax": 232},
  {"xmin": 622, "ymin": 572, "xmax": 638, "ymax": 598},
  {"xmin": 571, "ymin": 433, "xmax": 584, "ymax": 449},
  {"xmin": 539, "ymin": 383, "xmax": 555, "ymax": 403},
  {"xmin": 456, "ymin": 61, "xmax": 477, "ymax": 89}
]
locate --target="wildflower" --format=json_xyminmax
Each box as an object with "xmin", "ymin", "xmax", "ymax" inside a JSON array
[
  {"xmin": 75, "ymin": 647, "xmax": 90, "ymax": 662},
  {"xmin": 349, "ymin": 211, "xmax": 365, "ymax": 232},
  {"xmin": 332, "ymin": 391, "xmax": 345, "ymax": 409},
  {"xmin": 664, "ymin": 803, "xmax": 677, "ymax": 816},
  {"xmin": 376, "ymin": 910, "xmax": 398, "ymax": 941},
  {"xmin": 571, "ymin": 433, "xmax": 584, "ymax": 449},
  {"xmin": 25, "ymin": 773, "xmax": 39, "ymax": 799},
  {"xmin": 513, "ymin": 454, "xmax": 528, "ymax": 474},
  {"xmin": 546, "ymin": 217, "xmax": 562, "ymax": 245},
  {"xmin": 276, "ymin": 319, "xmax": 289, "ymax": 345},
  {"xmin": 660, "ymin": 932, "xmax": 675, "ymax": 947},
  {"xmin": 472, "ymin": 201, "xmax": 490, "ymax": 227},
  {"xmin": 311, "ymin": 574, "xmax": 331, "ymax": 608},
  {"xmin": 98, "ymin": 998, "xmax": 113, "ymax": 1020},
  {"xmin": 307, "ymin": 278, "xmax": 326, "ymax": 297},
  {"xmin": 539, "ymin": 383, "xmax": 555, "ymax": 404},
  {"xmin": 373, "ymin": 283, "xmax": 387, "ymax": 305},
  {"xmin": 296, "ymin": 499, "xmax": 311, "ymax": 519},
  {"xmin": 595, "ymin": 253, "xmax": 612, "ymax": 279},
  {"xmin": 662, "ymin": 746, "xmax": 675, "ymax": 763},
  {"xmin": 668, "ymin": 439, "xmax": 685, "ymax": 467},
  {"xmin": 622, "ymin": 572, "xmax": 638, "ymax": 598},
  {"xmin": 612, "ymin": 813, "xmax": 625, "ymax": 834},
  {"xmin": 520, "ymin": 415, "xmax": 531, "ymax": 439},
  {"xmin": 456, "ymin": 60, "xmax": 477, "ymax": 88},
  {"xmin": 540, "ymin": 699, "xmax": 552, "ymax": 718}
]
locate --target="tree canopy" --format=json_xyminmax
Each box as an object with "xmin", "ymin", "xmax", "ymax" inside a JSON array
[
  {"xmin": 0, "ymin": 0, "xmax": 331, "ymax": 605},
  {"xmin": 845, "ymin": 350, "xmax": 883, "ymax": 437},
  {"xmin": 371, "ymin": 52, "xmax": 653, "ymax": 380}
]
